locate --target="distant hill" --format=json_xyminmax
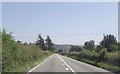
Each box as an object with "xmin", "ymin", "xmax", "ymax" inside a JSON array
[
  {"xmin": 53, "ymin": 44, "xmax": 84, "ymax": 52},
  {"xmin": 53, "ymin": 44, "xmax": 71, "ymax": 52}
]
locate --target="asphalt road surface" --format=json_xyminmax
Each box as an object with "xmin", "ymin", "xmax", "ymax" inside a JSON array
[{"xmin": 28, "ymin": 54, "xmax": 112, "ymax": 74}]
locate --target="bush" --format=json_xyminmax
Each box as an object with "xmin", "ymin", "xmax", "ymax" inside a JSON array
[
  {"xmin": 104, "ymin": 51, "xmax": 119, "ymax": 66},
  {"xmin": 2, "ymin": 30, "xmax": 53, "ymax": 72},
  {"xmin": 62, "ymin": 49, "xmax": 120, "ymax": 73},
  {"xmin": 98, "ymin": 48, "xmax": 107, "ymax": 61},
  {"xmin": 78, "ymin": 49, "xmax": 93, "ymax": 60}
]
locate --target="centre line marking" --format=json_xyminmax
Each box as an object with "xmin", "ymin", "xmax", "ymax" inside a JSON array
[
  {"xmin": 62, "ymin": 63, "xmax": 65, "ymax": 65},
  {"xmin": 57, "ymin": 54, "xmax": 77, "ymax": 74},
  {"xmin": 65, "ymin": 68, "xmax": 69, "ymax": 70}
]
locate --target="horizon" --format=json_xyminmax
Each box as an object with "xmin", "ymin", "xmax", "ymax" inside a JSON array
[{"xmin": 2, "ymin": 2, "xmax": 118, "ymax": 45}]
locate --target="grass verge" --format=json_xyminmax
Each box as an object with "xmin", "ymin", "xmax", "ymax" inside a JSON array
[{"xmin": 62, "ymin": 52, "xmax": 120, "ymax": 73}]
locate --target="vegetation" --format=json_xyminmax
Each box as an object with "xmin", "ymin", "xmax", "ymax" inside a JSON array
[
  {"xmin": 36, "ymin": 34, "xmax": 54, "ymax": 51},
  {"xmin": 45, "ymin": 35, "xmax": 54, "ymax": 51},
  {"xmin": 69, "ymin": 45, "xmax": 82, "ymax": 52},
  {"xmin": 62, "ymin": 34, "xmax": 120, "ymax": 73},
  {"xmin": 84, "ymin": 40, "xmax": 95, "ymax": 50},
  {"xmin": 2, "ymin": 30, "xmax": 53, "ymax": 72},
  {"xmin": 100, "ymin": 34, "xmax": 117, "ymax": 52},
  {"xmin": 36, "ymin": 34, "xmax": 45, "ymax": 50},
  {"xmin": 1, "ymin": 29, "xmax": 119, "ymax": 73}
]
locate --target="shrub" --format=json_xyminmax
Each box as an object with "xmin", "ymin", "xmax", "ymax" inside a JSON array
[
  {"xmin": 2, "ymin": 30, "xmax": 53, "ymax": 72},
  {"xmin": 78, "ymin": 49, "xmax": 93, "ymax": 60},
  {"xmin": 104, "ymin": 51, "xmax": 119, "ymax": 66}
]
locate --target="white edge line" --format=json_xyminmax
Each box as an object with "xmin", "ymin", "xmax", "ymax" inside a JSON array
[
  {"xmin": 26, "ymin": 54, "xmax": 53, "ymax": 74},
  {"xmin": 64, "ymin": 56, "xmax": 109, "ymax": 72},
  {"xmin": 57, "ymin": 54, "xmax": 77, "ymax": 74}
]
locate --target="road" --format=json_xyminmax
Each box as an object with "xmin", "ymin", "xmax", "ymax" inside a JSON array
[{"xmin": 28, "ymin": 54, "xmax": 112, "ymax": 74}]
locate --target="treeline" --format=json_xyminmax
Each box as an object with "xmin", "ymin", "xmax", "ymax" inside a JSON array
[
  {"xmin": 62, "ymin": 34, "xmax": 120, "ymax": 73},
  {"xmin": 2, "ymin": 30, "xmax": 53, "ymax": 72},
  {"xmin": 36, "ymin": 34, "xmax": 54, "ymax": 51}
]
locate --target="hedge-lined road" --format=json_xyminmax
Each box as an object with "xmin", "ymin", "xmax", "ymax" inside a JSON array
[{"xmin": 28, "ymin": 54, "xmax": 110, "ymax": 73}]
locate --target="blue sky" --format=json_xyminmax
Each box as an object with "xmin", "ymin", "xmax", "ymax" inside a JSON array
[{"xmin": 2, "ymin": 2, "xmax": 118, "ymax": 45}]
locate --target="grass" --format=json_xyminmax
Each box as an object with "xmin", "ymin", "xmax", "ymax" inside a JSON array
[
  {"xmin": 97, "ymin": 62, "xmax": 119, "ymax": 73},
  {"xmin": 2, "ymin": 30, "xmax": 53, "ymax": 72},
  {"xmin": 2, "ymin": 43, "xmax": 53, "ymax": 72},
  {"xmin": 11, "ymin": 54, "xmax": 51, "ymax": 72}
]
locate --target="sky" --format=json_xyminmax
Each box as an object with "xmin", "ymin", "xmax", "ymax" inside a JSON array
[
  {"xmin": 1, "ymin": 0, "xmax": 119, "ymax": 2},
  {"xmin": 2, "ymin": 2, "xmax": 118, "ymax": 45}
]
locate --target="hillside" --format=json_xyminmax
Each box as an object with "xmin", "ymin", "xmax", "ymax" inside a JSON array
[
  {"xmin": 53, "ymin": 44, "xmax": 71, "ymax": 52},
  {"xmin": 53, "ymin": 44, "xmax": 85, "ymax": 52}
]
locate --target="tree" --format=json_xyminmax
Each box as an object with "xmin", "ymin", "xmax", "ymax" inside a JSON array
[
  {"xmin": 118, "ymin": 42, "xmax": 120, "ymax": 51},
  {"xmin": 58, "ymin": 49, "xmax": 63, "ymax": 53},
  {"xmin": 17, "ymin": 40, "xmax": 22, "ymax": 44},
  {"xmin": 36, "ymin": 34, "xmax": 45, "ymax": 50},
  {"xmin": 2, "ymin": 30, "xmax": 20, "ymax": 70},
  {"xmin": 29, "ymin": 42, "xmax": 32, "ymax": 45},
  {"xmin": 2, "ymin": 29, "xmax": 13, "ymax": 42},
  {"xmin": 45, "ymin": 35, "xmax": 53, "ymax": 51},
  {"xmin": 95, "ymin": 45, "xmax": 102, "ymax": 52},
  {"xmin": 23, "ymin": 42, "xmax": 28, "ymax": 45},
  {"xmin": 69, "ymin": 45, "xmax": 82, "ymax": 52},
  {"xmin": 100, "ymin": 34, "xmax": 117, "ymax": 52},
  {"xmin": 98, "ymin": 48, "xmax": 107, "ymax": 61},
  {"xmin": 84, "ymin": 40, "xmax": 95, "ymax": 51}
]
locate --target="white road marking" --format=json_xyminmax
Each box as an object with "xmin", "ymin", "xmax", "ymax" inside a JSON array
[
  {"xmin": 62, "ymin": 63, "xmax": 65, "ymax": 65},
  {"xmin": 26, "ymin": 54, "xmax": 54, "ymax": 74},
  {"xmin": 65, "ymin": 68, "xmax": 69, "ymax": 70},
  {"xmin": 57, "ymin": 54, "xmax": 77, "ymax": 74},
  {"xmin": 63, "ymin": 55, "xmax": 109, "ymax": 72}
]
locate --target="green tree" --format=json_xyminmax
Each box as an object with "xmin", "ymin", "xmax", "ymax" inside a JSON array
[
  {"xmin": 45, "ymin": 35, "xmax": 53, "ymax": 51},
  {"xmin": 70, "ymin": 45, "xmax": 82, "ymax": 52},
  {"xmin": 2, "ymin": 29, "xmax": 20, "ymax": 71},
  {"xmin": 2, "ymin": 29, "xmax": 13, "ymax": 42},
  {"xmin": 36, "ymin": 34, "xmax": 45, "ymax": 50},
  {"xmin": 58, "ymin": 49, "xmax": 63, "ymax": 53},
  {"xmin": 100, "ymin": 34, "xmax": 117, "ymax": 52},
  {"xmin": 98, "ymin": 48, "xmax": 107, "ymax": 61},
  {"xmin": 84, "ymin": 40, "xmax": 95, "ymax": 51},
  {"xmin": 23, "ymin": 42, "xmax": 28, "ymax": 45},
  {"xmin": 118, "ymin": 42, "xmax": 120, "ymax": 51}
]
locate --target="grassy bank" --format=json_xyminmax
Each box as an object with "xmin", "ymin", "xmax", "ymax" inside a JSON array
[
  {"xmin": 2, "ymin": 31, "xmax": 53, "ymax": 72},
  {"xmin": 62, "ymin": 50, "xmax": 120, "ymax": 73},
  {"xmin": 3, "ymin": 43, "xmax": 53, "ymax": 72}
]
